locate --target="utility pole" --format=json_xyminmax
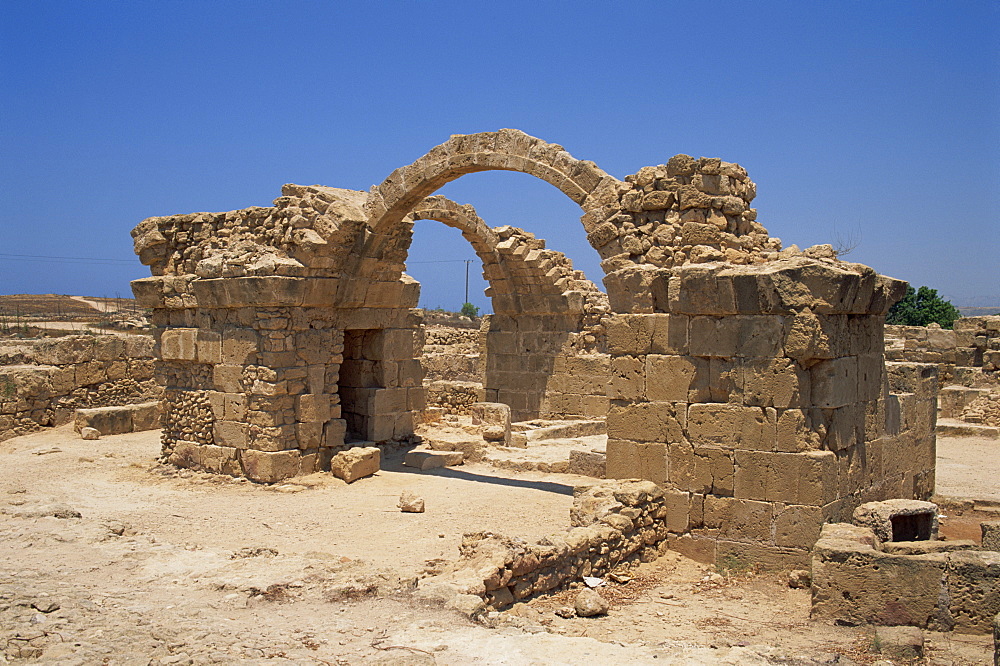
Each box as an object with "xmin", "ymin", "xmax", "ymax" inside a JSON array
[{"xmin": 464, "ymin": 260, "xmax": 471, "ymax": 304}]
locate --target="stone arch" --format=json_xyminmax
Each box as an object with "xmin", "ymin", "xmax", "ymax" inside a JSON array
[
  {"xmin": 407, "ymin": 195, "xmax": 610, "ymax": 421},
  {"xmin": 408, "ymin": 195, "xmax": 606, "ymax": 318},
  {"xmin": 365, "ymin": 129, "xmax": 619, "ymax": 242}
]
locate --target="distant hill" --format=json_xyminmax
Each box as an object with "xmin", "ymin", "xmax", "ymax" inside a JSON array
[
  {"xmin": 0, "ymin": 294, "xmax": 139, "ymax": 319},
  {"xmin": 957, "ymin": 306, "xmax": 1000, "ymax": 317}
]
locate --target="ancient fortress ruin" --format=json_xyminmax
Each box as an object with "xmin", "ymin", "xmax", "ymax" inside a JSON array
[{"xmin": 130, "ymin": 129, "xmax": 932, "ymax": 569}]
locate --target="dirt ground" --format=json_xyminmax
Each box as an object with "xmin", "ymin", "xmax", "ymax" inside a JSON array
[{"xmin": 0, "ymin": 427, "xmax": 994, "ymax": 665}]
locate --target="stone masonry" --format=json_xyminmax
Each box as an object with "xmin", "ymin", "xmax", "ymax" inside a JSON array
[
  {"xmin": 0, "ymin": 334, "xmax": 160, "ymax": 442},
  {"xmin": 132, "ymin": 130, "xmax": 927, "ymax": 565}
]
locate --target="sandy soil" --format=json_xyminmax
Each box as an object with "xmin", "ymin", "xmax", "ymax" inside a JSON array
[
  {"xmin": 0, "ymin": 427, "xmax": 994, "ymax": 665},
  {"xmin": 935, "ymin": 434, "xmax": 1000, "ymax": 502}
]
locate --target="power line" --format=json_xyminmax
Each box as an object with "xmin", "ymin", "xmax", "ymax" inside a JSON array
[
  {"xmin": 407, "ymin": 259, "xmax": 476, "ymax": 265},
  {"xmin": 0, "ymin": 253, "xmax": 135, "ymax": 264}
]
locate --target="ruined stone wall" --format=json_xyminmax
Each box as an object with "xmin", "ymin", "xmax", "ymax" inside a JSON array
[
  {"xmin": 131, "ymin": 125, "xmax": 922, "ymax": 546},
  {"xmin": 420, "ymin": 324, "xmax": 480, "ymax": 383},
  {"xmin": 419, "ymin": 480, "xmax": 671, "ymax": 610},
  {"xmin": 812, "ymin": 522, "xmax": 1000, "ymax": 634},
  {"xmin": 0, "ymin": 334, "xmax": 159, "ymax": 441},
  {"xmin": 144, "ymin": 290, "xmax": 424, "ymax": 483},
  {"xmin": 885, "ymin": 316, "xmax": 1000, "ymax": 386},
  {"xmin": 603, "ymin": 259, "xmax": 910, "ymax": 569}
]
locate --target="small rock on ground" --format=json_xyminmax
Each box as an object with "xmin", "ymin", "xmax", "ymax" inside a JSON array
[
  {"xmin": 399, "ymin": 491, "xmax": 425, "ymax": 513},
  {"xmin": 575, "ymin": 588, "xmax": 609, "ymax": 617}
]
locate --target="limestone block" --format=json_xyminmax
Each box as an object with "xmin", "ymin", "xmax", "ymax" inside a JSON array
[
  {"xmin": 702, "ymin": 496, "xmax": 773, "ymax": 543},
  {"xmin": 567, "ymin": 449, "xmax": 606, "ymax": 478},
  {"xmin": 330, "ymin": 446, "xmax": 380, "ymax": 483},
  {"xmin": 241, "ymin": 449, "xmax": 303, "ymax": 483},
  {"xmin": 715, "ymin": 539, "xmax": 810, "ymax": 571},
  {"xmin": 80, "ymin": 427, "xmax": 100, "ymax": 440},
  {"xmin": 324, "ymin": 418, "xmax": 347, "ymax": 449},
  {"xmin": 667, "ymin": 443, "xmax": 734, "ymax": 496},
  {"xmin": 810, "ymin": 523, "xmax": 951, "ymax": 630},
  {"xmin": 994, "ymin": 612, "xmax": 999, "ymax": 666},
  {"xmin": 645, "ymin": 355, "xmax": 706, "ymax": 402},
  {"xmin": 160, "ymin": 328, "xmax": 198, "ymax": 361},
  {"xmin": 810, "ymin": 356, "xmax": 859, "ymax": 409},
  {"xmin": 604, "ymin": 439, "xmax": 669, "ymax": 484},
  {"xmin": 607, "ymin": 401, "xmax": 685, "ymax": 443},
  {"xmin": 689, "ymin": 315, "xmax": 783, "ymax": 358},
  {"xmin": 666, "ymin": 268, "xmax": 736, "ymax": 315},
  {"xmin": 75, "ymin": 361, "xmax": 107, "ymax": 387},
  {"xmin": 296, "ymin": 422, "xmax": 323, "ymax": 448},
  {"xmin": 213, "ymin": 365, "xmax": 244, "ymax": 393},
  {"xmin": 852, "ymin": 499, "xmax": 939, "ymax": 543},
  {"xmin": 222, "ymin": 328, "xmax": 258, "ymax": 365},
  {"xmin": 398, "ymin": 490, "xmax": 425, "ymax": 513},
  {"xmin": 947, "ymin": 550, "xmax": 1000, "ymax": 633},
  {"xmin": 368, "ymin": 413, "xmax": 395, "ymax": 442},
  {"xmin": 687, "ymin": 403, "xmax": 774, "ymax": 451},
  {"xmin": 74, "ymin": 405, "xmax": 133, "ymax": 435},
  {"xmin": 131, "ymin": 401, "xmax": 162, "ymax": 431},
  {"xmin": 738, "ymin": 358, "xmax": 810, "ymax": 408},
  {"xmin": 247, "ymin": 424, "xmax": 297, "ymax": 452},
  {"xmin": 983, "ymin": 522, "xmax": 1000, "ymax": 551},
  {"xmin": 875, "ymin": 626, "xmax": 924, "ymax": 661},
  {"xmin": 608, "ymin": 356, "xmax": 644, "ymax": 401},
  {"xmin": 196, "ymin": 330, "xmax": 222, "ymax": 364},
  {"xmin": 734, "ymin": 450, "xmax": 836, "ymax": 506},
  {"xmin": 775, "ymin": 409, "xmax": 820, "ymax": 453},
  {"xmin": 381, "ymin": 328, "xmax": 416, "ymax": 360},
  {"xmin": 404, "ymin": 450, "xmax": 464, "ymax": 470},
  {"xmin": 296, "ymin": 393, "xmax": 331, "ymax": 423},
  {"xmin": 605, "ymin": 314, "xmax": 688, "ymax": 356},
  {"xmin": 198, "ymin": 444, "xmax": 242, "ymax": 476},
  {"xmin": 773, "ymin": 504, "xmax": 824, "ymax": 548},
  {"xmin": 214, "ymin": 420, "xmax": 249, "ymax": 449}
]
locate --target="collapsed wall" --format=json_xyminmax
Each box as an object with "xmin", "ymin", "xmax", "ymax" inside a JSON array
[{"xmin": 0, "ymin": 334, "xmax": 160, "ymax": 441}]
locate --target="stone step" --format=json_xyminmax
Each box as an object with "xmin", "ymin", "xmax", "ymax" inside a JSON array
[
  {"xmin": 482, "ymin": 435, "xmax": 607, "ymax": 478},
  {"xmin": 937, "ymin": 419, "xmax": 999, "ymax": 439},
  {"xmin": 403, "ymin": 450, "xmax": 465, "ymax": 470},
  {"xmin": 511, "ymin": 419, "xmax": 607, "ymax": 445}
]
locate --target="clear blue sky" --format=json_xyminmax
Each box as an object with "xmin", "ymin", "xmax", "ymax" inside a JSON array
[{"xmin": 2, "ymin": 1, "xmax": 997, "ymax": 312}]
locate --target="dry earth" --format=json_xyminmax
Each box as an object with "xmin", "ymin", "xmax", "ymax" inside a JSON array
[{"xmin": 0, "ymin": 427, "xmax": 993, "ymax": 665}]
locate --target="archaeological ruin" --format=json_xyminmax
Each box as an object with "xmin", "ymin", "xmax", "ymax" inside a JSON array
[
  {"xmin": 128, "ymin": 128, "xmax": 937, "ymax": 570},
  {"xmin": 1, "ymin": 129, "xmax": 995, "ymax": 646}
]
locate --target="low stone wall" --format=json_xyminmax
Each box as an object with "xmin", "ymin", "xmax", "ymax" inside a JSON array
[
  {"xmin": 423, "ymin": 380, "xmax": 482, "ymax": 415},
  {"xmin": 420, "ymin": 324, "xmax": 481, "ymax": 383},
  {"xmin": 811, "ymin": 523, "xmax": 1000, "ymax": 634},
  {"xmin": 885, "ymin": 316, "xmax": 1000, "ymax": 386},
  {"xmin": 417, "ymin": 480, "xmax": 670, "ymax": 610},
  {"xmin": 0, "ymin": 335, "xmax": 161, "ymax": 441},
  {"xmin": 75, "ymin": 402, "xmax": 162, "ymax": 436}
]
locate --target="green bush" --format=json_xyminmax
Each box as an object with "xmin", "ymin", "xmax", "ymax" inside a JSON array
[
  {"xmin": 887, "ymin": 286, "xmax": 961, "ymax": 329},
  {"xmin": 460, "ymin": 302, "xmax": 480, "ymax": 319}
]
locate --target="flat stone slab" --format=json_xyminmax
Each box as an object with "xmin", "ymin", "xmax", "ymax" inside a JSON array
[
  {"xmin": 74, "ymin": 401, "xmax": 161, "ymax": 436},
  {"xmin": 403, "ymin": 450, "xmax": 465, "ymax": 470},
  {"xmin": 512, "ymin": 419, "xmax": 607, "ymax": 444},
  {"xmin": 938, "ymin": 419, "xmax": 999, "ymax": 439}
]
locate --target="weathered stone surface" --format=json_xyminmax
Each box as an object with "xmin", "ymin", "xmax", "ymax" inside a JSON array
[
  {"xmin": 330, "ymin": 446, "xmax": 380, "ymax": 483},
  {"xmin": 80, "ymin": 427, "xmax": 100, "ymax": 440},
  {"xmin": 574, "ymin": 588, "xmax": 609, "ymax": 617},
  {"xmin": 984, "ymin": 522, "xmax": 1000, "ymax": 552},
  {"xmin": 403, "ymin": 450, "xmax": 464, "ymax": 471},
  {"xmin": 875, "ymin": 625, "xmax": 924, "ymax": 661},
  {"xmin": 398, "ymin": 490, "xmax": 425, "ymax": 513}
]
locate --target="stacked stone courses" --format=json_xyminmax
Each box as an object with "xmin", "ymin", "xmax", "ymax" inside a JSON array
[
  {"xmin": 132, "ymin": 129, "xmax": 932, "ymax": 566},
  {"xmin": 0, "ymin": 335, "xmax": 159, "ymax": 442}
]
